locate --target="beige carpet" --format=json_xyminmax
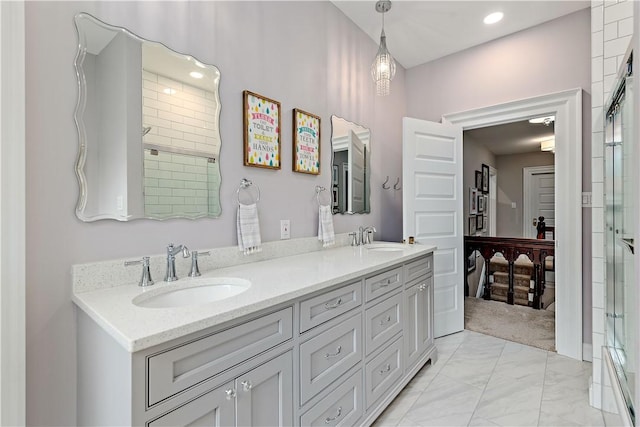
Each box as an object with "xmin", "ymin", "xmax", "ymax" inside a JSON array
[{"xmin": 464, "ymin": 297, "xmax": 556, "ymax": 352}]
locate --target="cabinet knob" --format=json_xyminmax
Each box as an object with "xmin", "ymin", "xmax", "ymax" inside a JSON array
[
  {"xmin": 324, "ymin": 406, "xmax": 342, "ymax": 424},
  {"xmin": 241, "ymin": 380, "xmax": 253, "ymax": 391},
  {"xmin": 225, "ymin": 389, "xmax": 236, "ymax": 400}
]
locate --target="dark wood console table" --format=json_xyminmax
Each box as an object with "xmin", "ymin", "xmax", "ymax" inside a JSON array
[{"xmin": 464, "ymin": 236, "xmax": 555, "ymax": 309}]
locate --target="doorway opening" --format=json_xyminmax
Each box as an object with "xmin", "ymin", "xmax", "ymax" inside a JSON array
[
  {"xmin": 443, "ymin": 88, "xmax": 583, "ymax": 360},
  {"xmin": 462, "ymin": 119, "xmax": 557, "ymax": 351}
]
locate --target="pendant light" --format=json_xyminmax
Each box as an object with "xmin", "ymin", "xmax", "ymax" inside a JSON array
[{"xmin": 371, "ymin": 0, "xmax": 396, "ymax": 96}]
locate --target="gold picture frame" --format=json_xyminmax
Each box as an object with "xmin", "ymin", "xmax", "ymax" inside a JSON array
[
  {"xmin": 292, "ymin": 108, "xmax": 321, "ymax": 175},
  {"xmin": 243, "ymin": 90, "xmax": 281, "ymax": 169}
]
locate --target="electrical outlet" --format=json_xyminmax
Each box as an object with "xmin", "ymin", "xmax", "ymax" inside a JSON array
[{"xmin": 280, "ymin": 219, "xmax": 290, "ymax": 240}]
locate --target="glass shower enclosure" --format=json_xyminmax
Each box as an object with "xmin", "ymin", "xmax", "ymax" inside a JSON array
[{"xmin": 604, "ymin": 52, "xmax": 635, "ymax": 424}]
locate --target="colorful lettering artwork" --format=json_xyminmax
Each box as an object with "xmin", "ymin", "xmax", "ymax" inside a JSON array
[
  {"xmin": 243, "ymin": 91, "xmax": 281, "ymax": 169},
  {"xmin": 293, "ymin": 109, "xmax": 321, "ymax": 175}
]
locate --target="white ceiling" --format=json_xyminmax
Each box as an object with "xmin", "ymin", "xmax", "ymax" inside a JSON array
[
  {"xmin": 331, "ymin": 0, "xmax": 590, "ymax": 69},
  {"xmin": 464, "ymin": 119, "xmax": 555, "ymax": 156}
]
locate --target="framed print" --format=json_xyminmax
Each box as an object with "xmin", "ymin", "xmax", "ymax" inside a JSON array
[
  {"xmin": 469, "ymin": 216, "xmax": 476, "ymax": 235},
  {"xmin": 476, "ymin": 214, "xmax": 484, "ymax": 230},
  {"xmin": 481, "ymin": 163, "xmax": 490, "ymax": 193},
  {"xmin": 475, "ymin": 170, "xmax": 482, "ymax": 190},
  {"xmin": 243, "ymin": 90, "xmax": 281, "ymax": 169},
  {"xmin": 477, "ymin": 193, "xmax": 485, "ymax": 213},
  {"xmin": 469, "ymin": 187, "xmax": 478, "ymax": 214},
  {"xmin": 292, "ymin": 109, "xmax": 321, "ymax": 174}
]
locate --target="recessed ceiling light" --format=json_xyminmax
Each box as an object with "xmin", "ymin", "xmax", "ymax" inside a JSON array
[
  {"xmin": 484, "ymin": 12, "xmax": 503, "ymax": 25},
  {"xmin": 190, "ymin": 71, "xmax": 204, "ymax": 79}
]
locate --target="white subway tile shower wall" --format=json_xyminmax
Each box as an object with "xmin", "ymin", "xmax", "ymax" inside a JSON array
[
  {"xmin": 589, "ymin": 0, "xmax": 633, "ymax": 411},
  {"xmin": 142, "ymin": 70, "xmax": 220, "ymax": 154},
  {"xmin": 142, "ymin": 69, "xmax": 221, "ymax": 217}
]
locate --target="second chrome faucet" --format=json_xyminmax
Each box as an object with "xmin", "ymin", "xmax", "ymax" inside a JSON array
[
  {"xmin": 165, "ymin": 243, "xmax": 190, "ymax": 282},
  {"xmin": 350, "ymin": 226, "xmax": 377, "ymax": 246}
]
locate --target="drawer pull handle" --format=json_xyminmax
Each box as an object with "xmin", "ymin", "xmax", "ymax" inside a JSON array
[
  {"xmin": 324, "ymin": 298, "xmax": 342, "ymax": 310},
  {"xmin": 379, "ymin": 315, "xmax": 392, "ymax": 326},
  {"xmin": 325, "ymin": 345, "xmax": 342, "ymax": 358},
  {"xmin": 241, "ymin": 380, "xmax": 253, "ymax": 391},
  {"xmin": 225, "ymin": 389, "xmax": 236, "ymax": 400},
  {"xmin": 324, "ymin": 406, "xmax": 342, "ymax": 424},
  {"xmin": 379, "ymin": 364, "xmax": 391, "ymax": 375}
]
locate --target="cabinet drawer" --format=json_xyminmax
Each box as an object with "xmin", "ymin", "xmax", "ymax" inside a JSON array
[
  {"xmin": 147, "ymin": 307, "xmax": 292, "ymax": 406},
  {"xmin": 364, "ymin": 292, "xmax": 402, "ymax": 355},
  {"xmin": 300, "ymin": 369, "xmax": 363, "ymax": 427},
  {"xmin": 364, "ymin": 267, "xmax": 402, "ymax": 302},
  {"xmin": 300, "ymin": 281, "xmax": 362, "ymax": 333},
  {"xmin": 300, "ymin": 313, "xmax": 362, "ymax": 404},
  {"xmin": 404, "ymin": 255, "xmax": 433, "ymax": 285},
  {"xmin": 365, "ymin": 337, "xmax": 403, "ymax": 409}
]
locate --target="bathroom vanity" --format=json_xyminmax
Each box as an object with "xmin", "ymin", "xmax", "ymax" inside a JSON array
[{"xmin": 73, "ymin": 242, "xmax": 436, "ymax": 426}]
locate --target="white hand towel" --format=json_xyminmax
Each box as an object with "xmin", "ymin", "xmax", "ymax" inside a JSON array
[
  {"xmin": 318, "ymin": 205, "xmax": 335, "ymax": 247},
  {"xmin": 237, "ymin": 203, "xmax": 262, "ymax": 255}
]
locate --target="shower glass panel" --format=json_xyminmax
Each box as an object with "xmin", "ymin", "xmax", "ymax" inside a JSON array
[{"xmin": 604, "ymin": 57, "xmax": 635, "ymax": 423}]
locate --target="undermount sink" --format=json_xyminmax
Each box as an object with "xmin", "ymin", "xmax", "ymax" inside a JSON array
[
  {"xmin": 365, "ymin": 243, "xmax": 407, "ymax": 252},
  {"xmin": 133, "ymin": 278, "xmax": 251, "ymax": 309}
]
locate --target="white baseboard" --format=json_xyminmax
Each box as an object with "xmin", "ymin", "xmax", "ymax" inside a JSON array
[{"xmin": 583, "ymin": 343, "xmax": 593, "ymax": 362}]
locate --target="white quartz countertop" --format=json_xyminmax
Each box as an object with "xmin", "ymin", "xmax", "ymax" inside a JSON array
[{"xmin": 72, "ymin": 242, "xmax": 435, "ymax": 353}]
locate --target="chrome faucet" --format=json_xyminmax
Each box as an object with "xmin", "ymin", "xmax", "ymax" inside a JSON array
[
  {"xmin": 165, "ymin": 243, "xmax": 190, "ymax": 282},
  {"xmin": 358, "ymin": 226, "xmax": 377, "ymax": 245}
]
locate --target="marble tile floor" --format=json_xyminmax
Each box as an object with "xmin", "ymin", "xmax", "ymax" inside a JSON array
[{"xmin": 373, "ymin": 330, "xmax": 606, "ymax": 427}]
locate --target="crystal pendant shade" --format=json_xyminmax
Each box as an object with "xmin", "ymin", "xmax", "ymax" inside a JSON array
[{"xmin": 371, "ymin": 12, "xmax": 396, "ymax": 96}]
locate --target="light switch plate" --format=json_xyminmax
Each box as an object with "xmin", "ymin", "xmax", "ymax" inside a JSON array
[
  {"xmin": 280, "ymin": 219, "xmax": 290, "ymax": 239},
  {"xmin": 582, "ymin": 192, "xmax": 592, "ymax": 207}
]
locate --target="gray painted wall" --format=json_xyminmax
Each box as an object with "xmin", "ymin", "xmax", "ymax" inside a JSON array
[
  {"xmin": 25, "ymin": 2, "xmax": 406, "ymax": 424},
  {"xmin": 405, "ymin": 8, "xmax": 593, "ymax": 345},
  {"xmin": 462, "ymin": 133, "xmax": 495, "ymax": 234},
  {"xmin": 495, "ymin": 151, "xmax": 555, "ymax": 237}
]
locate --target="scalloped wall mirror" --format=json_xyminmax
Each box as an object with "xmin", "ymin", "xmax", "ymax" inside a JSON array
[{"xmin": 74, "ymin": 13, "xmax": 222, "ymax": 221}]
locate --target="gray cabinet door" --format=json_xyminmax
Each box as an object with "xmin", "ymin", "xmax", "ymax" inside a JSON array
[
  {"xmin": 235, "ymin": 351, "xmax": 293, "ymax": 427},
  {"xmin": 404, "ymin": 276, "xmax": 433, "ymax": 369},
  {"xmin": 148, "ymin": 381, "xmax": 235, "ymax": 427}
]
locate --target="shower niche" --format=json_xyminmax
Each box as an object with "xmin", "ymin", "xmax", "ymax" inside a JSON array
[{"xmin": 604, "ymin": 51, "xmax": 636, "ymax": 424}]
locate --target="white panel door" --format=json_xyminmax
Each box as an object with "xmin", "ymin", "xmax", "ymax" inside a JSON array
[
  {"xmin": 348, "ymin": 130, "xmax": 366, "ymax": 213},
  {"xmin": 403, "ymin": 117, "xmax": 463, "ymax": 338},
  {"xmin": 523, "ymin": 166, "xmax": 555, "ymax": 239}
]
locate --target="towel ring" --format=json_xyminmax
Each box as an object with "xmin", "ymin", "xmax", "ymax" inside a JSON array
[
  {"xmin": 237, "ymin": 178, "xmax": 260, "ymax": 205},
  {"xmin": 316, "ymin": 186, "xmax": 331, "ymax": 207}
]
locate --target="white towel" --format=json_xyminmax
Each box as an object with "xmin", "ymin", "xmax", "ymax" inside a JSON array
[
  {"xmin": 318, "ymin": 205, "xmax": 335, "ymax": 247},
  {"xmin": 237, "ymin": 203, "xmax": 262, "ymax": 255}
]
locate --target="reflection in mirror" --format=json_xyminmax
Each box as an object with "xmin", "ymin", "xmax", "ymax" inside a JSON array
[
  {"xmin": 330, "ymin": 116, "xmax": 371, "ymax": 214},
  {"xmin": 74, "ymin": 13, "xmax": 221, "ymax": 221}
]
